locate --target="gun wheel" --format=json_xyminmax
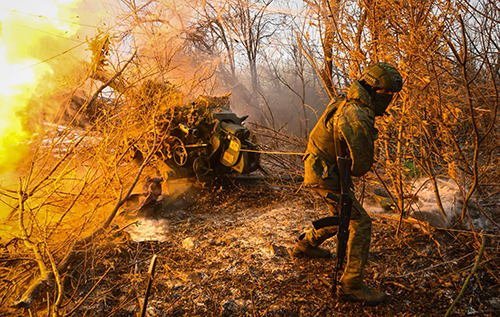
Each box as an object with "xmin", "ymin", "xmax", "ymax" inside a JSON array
[
  {"xmin": 173, "ymin": 144, "xmax": 188, "ymax": 166},
  {"xmin": 193, "ymin": 156, "xmax": 210, "ymax": 176}
]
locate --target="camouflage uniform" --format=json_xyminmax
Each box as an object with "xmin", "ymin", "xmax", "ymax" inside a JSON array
[{"xmin": 294, "ymin": 62, "xmax": 403, "ymax": 304}]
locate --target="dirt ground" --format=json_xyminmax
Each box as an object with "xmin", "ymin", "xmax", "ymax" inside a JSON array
[{"xmin": 2, "ymin": 176, "xmax": 499, "ymax": 317}]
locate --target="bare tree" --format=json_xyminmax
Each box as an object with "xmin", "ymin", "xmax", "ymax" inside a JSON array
[{"xmin": 187, "ymin": 0, "xmax": 290, "ymax": 120}]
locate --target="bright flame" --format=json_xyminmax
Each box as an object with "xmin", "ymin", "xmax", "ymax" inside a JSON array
[{"xmin": 0, "ymin": 0, "xmax": 81, "ymax": 172}]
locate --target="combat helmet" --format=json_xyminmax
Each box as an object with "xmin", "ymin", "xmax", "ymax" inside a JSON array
[
  {"xmin": 359, "ymin": 62, "xmax": 403, "ymax": 115},
  {"xmin": 359, "ymin": 62, "xmax": 403, "ymax": 93}
]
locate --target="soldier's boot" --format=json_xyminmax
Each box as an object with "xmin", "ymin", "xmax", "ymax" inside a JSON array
[
  {"xmin": 291, "ymin": 236, "xmax": 331, "ymax": 258},
  {"xmin": 336, "ymin": 261, "xmax": 387, "ymax": 305},
  {"xmin": 337, "ymin": 283, "xmax": 387, "ymax": 305},
  {"xmin": 291, "ymin": 227, "xmax": 337, "ymax": 258},
  {"xmin": 336, "ymin": 223, "xmax": 387, "ymax": 305}
]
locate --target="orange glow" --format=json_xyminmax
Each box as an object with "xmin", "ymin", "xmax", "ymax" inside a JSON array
[{"xmin": 0, "ymin": 0, "xmax": 81, "ymax": 171}]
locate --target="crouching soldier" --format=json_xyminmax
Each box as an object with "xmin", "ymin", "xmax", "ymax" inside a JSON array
[{"xmin": 292, "ymin": 62, "xmax": 403, "ymax": 305}]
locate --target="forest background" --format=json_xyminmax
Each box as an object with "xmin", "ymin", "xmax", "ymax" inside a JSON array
[{"xmin": 0, "ymin": 0, "xmax": 499, "ymax": 316}]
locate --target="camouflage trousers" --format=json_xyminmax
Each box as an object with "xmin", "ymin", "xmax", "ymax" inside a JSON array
[{"xmin": 303, "ymin": 188, "xmax": 372, "ymax": 288}]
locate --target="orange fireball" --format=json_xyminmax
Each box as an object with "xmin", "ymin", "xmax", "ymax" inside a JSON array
[{"xmin": 0, "ymin": 0, "xmax": 82, "ymax": 171}]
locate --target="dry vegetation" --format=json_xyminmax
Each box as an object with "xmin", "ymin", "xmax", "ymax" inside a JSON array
[
  {"xmin": 0, "ymin": 0, "xmax": 499, "ymax": 316},
  {"xmin": 2, "ymin": 178, "xmax": 499, "ymax": 316}
]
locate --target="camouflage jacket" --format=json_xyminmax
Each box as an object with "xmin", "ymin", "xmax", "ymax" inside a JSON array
[{"xmin": 304, "ymin": 80, "xmax": 378, "ymax": 189}]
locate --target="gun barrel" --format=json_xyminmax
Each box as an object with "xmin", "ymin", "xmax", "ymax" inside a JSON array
[{"xmin": 221, "ymin": 121, "xmax": 250, "ymax": 140}]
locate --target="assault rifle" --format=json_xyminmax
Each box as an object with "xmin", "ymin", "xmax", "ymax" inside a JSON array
[{"xmin": 311, "ymin": 156, "xmax": 353, "ymax": 289}]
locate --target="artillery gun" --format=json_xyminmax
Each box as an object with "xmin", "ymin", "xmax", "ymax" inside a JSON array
[
  {"xmin": 146, "ymin": 94, "xmax": 261, "ymax": 182},
  {"xmin": 88, "ymin": 69, "xmax": 260, "ymax": 182}
]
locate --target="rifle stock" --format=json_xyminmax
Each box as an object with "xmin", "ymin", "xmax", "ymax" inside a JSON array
[
  {"xmin": 312, "ymin": 216, "xmax": 339, "ymax": 230},
  {"xmin": 311, "ymin": 192, "xmax": 340, "ymax": 229}
]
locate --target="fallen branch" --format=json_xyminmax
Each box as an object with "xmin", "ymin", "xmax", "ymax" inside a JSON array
[
  {"xmin": 444, "ymin": 234, "xmax": 486, "ymax": 317},
  {"xmin": 140, "ymin": 254, "xmax": 158, "ymax": 317},
  {"xmin": 383, "ymin": 252, "xmax": 475, "ymax": 279},
  {"xmin": 368, "ymin": 212, "xmax": 423, "ymax": 225}
]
